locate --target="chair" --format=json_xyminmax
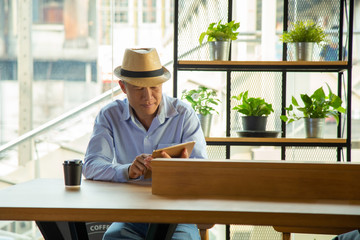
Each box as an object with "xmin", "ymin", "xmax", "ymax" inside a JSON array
[
  {"xmin": 197, "ymin": 224, "xmax": 215, "ymax": 240},
  {"xmin": 36, "ymin": 221, "xmax": 111, "ymax": 240}
]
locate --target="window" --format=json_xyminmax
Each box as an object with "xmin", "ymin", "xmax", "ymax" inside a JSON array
[
  {"xmin": 33, "ymin": 0, "xmax": 64, "ymax": 24},
  {"xmin": 114, "ymin": 0, "xmax": 128, "ymax": 23},
  {"xmin": 142, "ymin": 0, "xmax": 156, "ymax": 23}
]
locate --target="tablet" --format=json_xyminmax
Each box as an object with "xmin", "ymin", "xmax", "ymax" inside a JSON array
[
  {"xmin": 151, "ymin": 141, "xmax": 196, "ymax": 158},
  {"xmin": 144, "ymin": 141, "xmax": 196, "ymax": 179}
]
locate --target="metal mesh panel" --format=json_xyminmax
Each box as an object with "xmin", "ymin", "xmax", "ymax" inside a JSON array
[
  {"xmin": 230, "ymin": 145, "xmax": 281, "ymax": 160},
  {"xmin": 176, "ymin": 0, "xmax": 350, "ymax": 239},
  {"xmin": 286, "ymin": 0, "xmax": 342, "ymax": 61},
  {"xmin": 178, "ymin": 0, "xmax": 229, "ymax": 60},
  {"xmin": 230, "ymin": 225, "xmax": 282, "ymax": 240},
  {"xmin": 285, "ymin": 147, "xmax": 342, "ymax": 162},
  {"xmin": 352, "ymin": 65, "xmax": 360, "ymax": 141},
  {"xmin": 177, "ymin": 70, "xmax": 227, "ymax": 136},
  {"xmin": 230, "ymin": 72, "xmax": 283, "ymax": 136},
  {"xmin": 206, "ymin": 145, "xmax": 227, "ymax": 159}
]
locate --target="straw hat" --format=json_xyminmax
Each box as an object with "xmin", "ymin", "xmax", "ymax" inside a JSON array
[{"xmin": 114, "ymin": 48, "xmax": 171, "ymax": 87}]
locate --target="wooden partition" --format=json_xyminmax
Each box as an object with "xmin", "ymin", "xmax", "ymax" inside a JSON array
[{"xmin": 151, "ymin": 159, "xmax": 360, "ymax": 201}]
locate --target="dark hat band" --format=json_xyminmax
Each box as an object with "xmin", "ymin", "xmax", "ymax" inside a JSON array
[{"xmin": 121, "ymin": 68, "xmax": 164, "ymax": 78}]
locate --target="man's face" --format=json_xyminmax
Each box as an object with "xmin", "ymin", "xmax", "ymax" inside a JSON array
[{"xmin": 119, "ymin": 81, "xmax": 162, "ymax": 119}]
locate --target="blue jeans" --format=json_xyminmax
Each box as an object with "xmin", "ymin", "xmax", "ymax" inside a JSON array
[
  {"xmin": 103, "ymin": 222, "xmax": 200, "ymax": 240},
  {"xmin": 333, "ymin": 230, "xmax": 360, "ymax": 240}
]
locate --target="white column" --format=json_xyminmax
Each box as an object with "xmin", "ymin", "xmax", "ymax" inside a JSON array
[
  {"xmin": 18, "ymin": 0, "xmax": 33, "ymax": 166},
  {"xmin": 261, "ymin": 0, "xmax": 277, "ymax": 131},
  {"xmin": 261, "ymin": 0, "xmax": 276, "ymax": 60},
  {"xmin": 86, "ymin": 63, "xmax": 92, "ymax": 83}
]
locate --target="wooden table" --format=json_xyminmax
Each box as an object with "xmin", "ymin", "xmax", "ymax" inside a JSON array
[{"xmin": 0, "ymin": 178, "xmax": 360, "ymax": 239}]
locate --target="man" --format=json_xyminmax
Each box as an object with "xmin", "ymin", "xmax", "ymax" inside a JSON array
[
  {"xmin": 320, "ymin": 26, "xmax": 346, "ymax": 61},
  {"xmin": 83, "ymin": 48, "xmax": 207, "ymax": 240},
  {"xmin": 320, "ymin": 35, "xmax": 340, "ymax": 61}
]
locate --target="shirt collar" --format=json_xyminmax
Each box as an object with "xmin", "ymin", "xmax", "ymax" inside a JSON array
[
  {"xmin": 157, "ymin": 94, "xmax": 178, "ymax": 124},
  {"xmin": 121, "ymin": 98, "xmax": 131, "ymax": 121}
]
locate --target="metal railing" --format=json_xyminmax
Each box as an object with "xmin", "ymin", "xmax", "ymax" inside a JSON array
[
  {"xmin": 0, "ymin": 86, "xmax": 121, "ymax": 153},
  {"xmin": 0, "ymin": 57, "xmax": 180, "ymax": 157},
  {"xmin": 0, "ymin": 57, "xmax": 173, "ymax": 161}
]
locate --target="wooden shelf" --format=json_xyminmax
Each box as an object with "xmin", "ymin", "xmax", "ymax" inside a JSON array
[
  {"xmin": 178, "ymin": 60, "xmax": 348, "ymax": 72},
  {"xmin": 205, "ymin": 137, "xmax": 347, "ymax": 147},
  {"xmin": 173, "ymin": 0, "xmax": 352, "ymax": 161}
]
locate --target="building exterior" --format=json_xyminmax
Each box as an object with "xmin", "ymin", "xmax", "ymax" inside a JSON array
[{"xmin": 0, "ymin": 0, "xmax": 360, "ymax": 239}]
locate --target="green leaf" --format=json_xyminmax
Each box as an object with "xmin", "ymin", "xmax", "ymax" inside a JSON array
[
  {"xmin": 199, "ymin": 20, "xmax": 240, "ymax": 44},
  {"xmin": 231, "ymin": 91, "xmax": 274, "ymax": 117},
  {"xmin": 331, "ymin": 96, "xmax": 342, "ymax": 108},
  {"xmin": 291, "ymin": 97, "xmax": 299, "ymax": 106},
  {"xmin": 301, "ymin": 94, "xmax": 313, "ymax": 108},
  {"xmin": 281, "ymin": 83, "xmax": 346, "ymax": 125},
  {"xmin": 311, "ymin": 87, "xmax": 326, "ymax": 101},
  {"xmin": 280, "ymin": 20, "xmax": 327, "ymax": 44},
  {"xmin": 182, "ymin": 86, "xmax": 221, "ymax": 115},
  {"xmin": 199, "ymin": 32, "xmax": 207, "ymax": 45},
  {"xmin": 280, "ymin": 115, "xmax": 288, "ymax": 122},
  {"xmin": 337, "ymin": 106, "xmax": 346, "ymax": 113}
]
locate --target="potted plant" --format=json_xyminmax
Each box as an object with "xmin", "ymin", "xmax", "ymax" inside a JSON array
[
  {"xmin": 280, "ymin": 20, "xmax": 327, "ymax": 61},
  {"xmin": 280, "ymin": 83, "xmax": 346, "ymax": 138},
  {"xmin": 199, "ymin": 20, "xmax": 240, "ymax": 61},
  {"xmin": 182, "ymin": 86, "xmax": 221, "ymax": 137},
  {"xmin": 232, "ymin": 91, "xmax": 274, "ymax": 132}
]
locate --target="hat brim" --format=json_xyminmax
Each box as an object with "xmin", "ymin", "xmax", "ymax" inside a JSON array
[{"xmin": 114, "ymin": 66, "xmax": 171, "ymax": 87}]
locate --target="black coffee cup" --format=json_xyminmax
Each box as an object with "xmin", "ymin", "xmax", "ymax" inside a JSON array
[{"xmin": 63, "ymin": 159, "xmax": 83, "ymax": 188}]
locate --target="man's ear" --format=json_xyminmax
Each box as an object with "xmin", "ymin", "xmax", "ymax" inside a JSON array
[{"xmin": 119, "ymin": 81, "xmax": 127, "ymax": 93}]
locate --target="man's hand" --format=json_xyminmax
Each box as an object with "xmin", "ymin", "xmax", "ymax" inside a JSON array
[
  {"xmin": 129, "ymin": 148, "xmax": 189, "ymax": 179},
  {"xmin": 160, "ymin": 148, "xmax": 189, "ymax": 158},
  {"xmin": 128, "ymin": 154, "xmax": 152, "ymax": 179}
]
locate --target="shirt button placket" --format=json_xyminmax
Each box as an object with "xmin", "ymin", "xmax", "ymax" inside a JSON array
[{"xmin": 144, "ymin": 135, "xmax": 152, "ymax": 153}]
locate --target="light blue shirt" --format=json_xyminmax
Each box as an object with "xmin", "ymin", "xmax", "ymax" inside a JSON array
[{"xmin": 83, "ymin": 94, "xmax": 207, "ymax": 182}]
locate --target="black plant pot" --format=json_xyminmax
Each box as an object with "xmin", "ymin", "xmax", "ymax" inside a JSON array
[{"xmin": 242, "ymin": 116, "xmax": 267, "ymax": 131}]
